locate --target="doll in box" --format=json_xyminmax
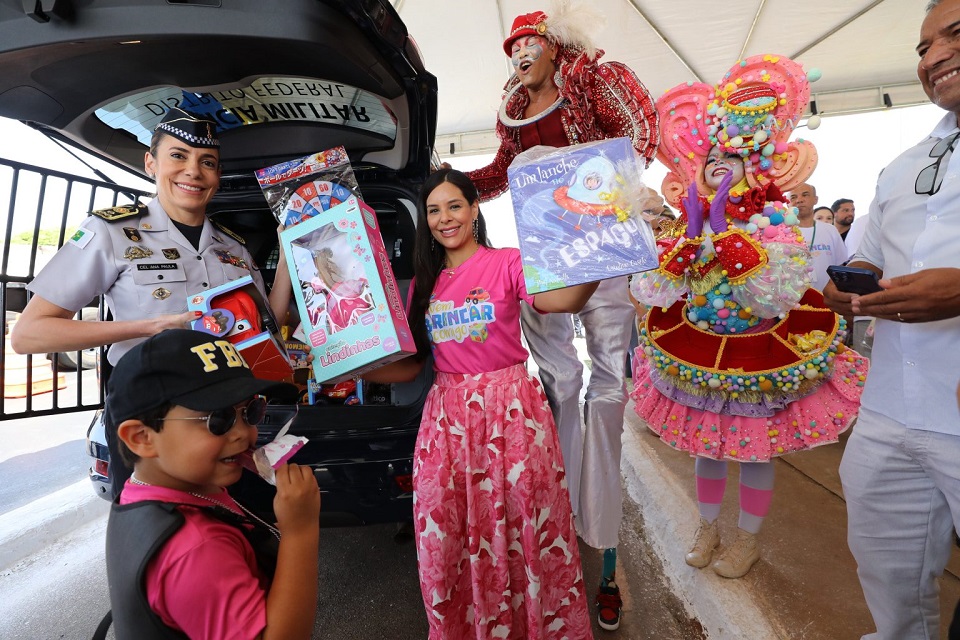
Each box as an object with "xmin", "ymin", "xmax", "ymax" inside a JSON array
[
  {"xmin": 310, "ymin": 247, "xmax": 373, "ymax": 332},
  {"xmin": 629, "ymin": 54, "xmax": 869, "ymax": 579}
]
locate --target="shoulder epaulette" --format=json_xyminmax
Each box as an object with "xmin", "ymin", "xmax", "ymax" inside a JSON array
[
  {"xmin": 89, "ymin": 203, "xmax": 147, "ymax": 222},
  {"xmin": 212, "ymin": 221, "xmax": 246, "ymax": 245}
]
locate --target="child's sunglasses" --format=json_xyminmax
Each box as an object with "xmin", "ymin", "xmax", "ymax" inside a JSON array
[{"xmin": 159, "ymin": 396, "xmax": 268, "ymax": 436}]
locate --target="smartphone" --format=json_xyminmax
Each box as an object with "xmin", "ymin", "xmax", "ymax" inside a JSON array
[{"xmin": 827, "ymin": 265, "xmax": 882, "ymax": 295}]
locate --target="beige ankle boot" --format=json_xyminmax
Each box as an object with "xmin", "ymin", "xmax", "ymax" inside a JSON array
[
  {"xmin": 685, "ymin": 517, "xmax": 720, "ymax": 568},
  {"xmin": 711, "ymin": 528, "xmax": 760, "ymax": 578}
]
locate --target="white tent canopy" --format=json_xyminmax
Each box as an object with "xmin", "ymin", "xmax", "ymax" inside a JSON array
[{"xmin": 394, "ymin": 0, "xmax": 930, "ymax": 157}]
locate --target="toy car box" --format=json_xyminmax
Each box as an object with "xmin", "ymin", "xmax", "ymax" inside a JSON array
[
  {"xmin": 506, "ymin": 137, "xmax": 659, "ymax": 293},
  {"xmin": 280, "ymin": 197, "xmax": 416, "ymax": 383},
  {"xmin": 187, "ymin": 275, "xmax": 295, "ymax": 383}
]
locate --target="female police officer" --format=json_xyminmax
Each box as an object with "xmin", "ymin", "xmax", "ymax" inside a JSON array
[
  {"xmin": 12, "ymin": 107, "xmax": 292, "ymax": 363},
  {"xmin": 11, "ymin": 107, "xmax": 294, "ymax": 494}
]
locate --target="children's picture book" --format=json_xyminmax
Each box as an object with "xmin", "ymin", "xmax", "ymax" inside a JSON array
[{"xmin": 507, "ymin": 137, "xmax": 659, "ymax": 293}]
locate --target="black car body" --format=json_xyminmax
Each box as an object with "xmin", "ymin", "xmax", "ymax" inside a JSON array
[{"xmin": 0, "ymin": 0, "xmax": 437, "ymax": 525}]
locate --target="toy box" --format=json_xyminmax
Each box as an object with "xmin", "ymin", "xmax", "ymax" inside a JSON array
[
  {"xmin": 280, "ymin": 197, "xmax": 416, "ymax": 383},
  {"xmin": 187, "ymin": 276, "xmax": 294, "ymax": 384},
  {"xmin": 506, "ymin": 137, "xmax": 659, "ymax": 293}
]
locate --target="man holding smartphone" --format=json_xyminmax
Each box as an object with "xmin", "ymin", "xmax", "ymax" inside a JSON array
[{"xmin": 823, "ymin": 1, "xmax": 960, "ymax": 637}]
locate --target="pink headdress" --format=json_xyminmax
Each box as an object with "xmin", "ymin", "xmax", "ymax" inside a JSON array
[{"xmin": 656, "ymin": 54, "xmax": 819, "ymax": 207}]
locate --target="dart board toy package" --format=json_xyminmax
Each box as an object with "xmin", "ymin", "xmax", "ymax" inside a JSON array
[
  {"xmin": 506, "ymin": 137, "xmax": 660, "ymax": 293},
  {"xmin": 280, "ymin": 197, "xmax": 416, "ymax": 384},
  {"xmin": 256, "ymin": 146, "xmax": 361, "ymax": 229}
]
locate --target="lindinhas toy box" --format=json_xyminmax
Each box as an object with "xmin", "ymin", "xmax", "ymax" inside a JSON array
[
  {"xmin": 280, "ymin": 197, "xmax": 416, "ymax": 383},
  {"xmin": 188, "ymin": 276, "xmax": 294, "ymax": 383},
  {"xmin": 506, "ymin": 137, "xmax": 659, "ymax": 293}
]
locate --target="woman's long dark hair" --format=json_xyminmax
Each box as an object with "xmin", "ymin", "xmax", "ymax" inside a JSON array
[{"xmin": 408, "ymin": 168, "xmax": 492, "ymax": 359}]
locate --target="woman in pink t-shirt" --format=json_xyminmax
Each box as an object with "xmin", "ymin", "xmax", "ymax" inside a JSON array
[{"xmin": 366, "ymin": 168, "xmax": 598, "ymax": 640}]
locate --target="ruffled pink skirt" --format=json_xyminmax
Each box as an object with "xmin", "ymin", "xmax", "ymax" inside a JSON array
[{"xmin": 631, "ymin": 349, "xmax": 869, "ymax": 462}]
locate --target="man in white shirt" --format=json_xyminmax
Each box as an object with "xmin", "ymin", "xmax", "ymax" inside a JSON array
[
  {"xmin": 788, "ymin": 182, "xmax": 847, "ymax": 291},
  {"xmin": 824, "ymin": 1, "xmax": 960, "ymax": 636}
]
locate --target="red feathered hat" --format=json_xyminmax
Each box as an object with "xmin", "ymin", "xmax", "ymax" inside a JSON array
[{"xmin": 503, "ymin": 11, "xmax": 548, "ymax": 55}]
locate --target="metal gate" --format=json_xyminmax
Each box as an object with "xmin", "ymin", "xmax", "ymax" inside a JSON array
[{"xmin": 1, "ymin": 157, "xmax": 149, "ymax": 420}]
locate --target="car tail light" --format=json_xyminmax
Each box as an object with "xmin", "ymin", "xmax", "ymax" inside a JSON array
[
  {"xmin": 94, "ymin": 459, "xmax": 109, "ymax": 478},
  {"xmin": 394, "ymin": 474, "xmax": 413, "ymax": 493}
]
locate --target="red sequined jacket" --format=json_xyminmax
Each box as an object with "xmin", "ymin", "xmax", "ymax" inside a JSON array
[{"xmin": 466, "ymin": 48, "xmax": 659, "ymax": 202}]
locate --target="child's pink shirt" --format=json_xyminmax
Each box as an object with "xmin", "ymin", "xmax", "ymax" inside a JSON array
[
  {"xmin": 120, "ymin": 482, "xmax": 268, "ymax": 640},
  {"xmin": 427, "ymin": 246, "xmax": 541, "ymax": 374}
]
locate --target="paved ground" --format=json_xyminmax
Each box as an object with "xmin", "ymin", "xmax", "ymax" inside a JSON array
[
  {"xmin": 7, "ymin": 339, "xmax": 960, "ymax": 638},
  {"xmin": 622, "ymin": 407, "xmax": 960, "ymax": 640}
]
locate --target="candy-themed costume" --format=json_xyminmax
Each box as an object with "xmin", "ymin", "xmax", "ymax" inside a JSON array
[
  {"xmin": 413, "ymin": 245, "xmax": 591, "ymax": 640},
  {"xmin": 629, "ymin": 54, "xmax": 867, "ymax": 578}
]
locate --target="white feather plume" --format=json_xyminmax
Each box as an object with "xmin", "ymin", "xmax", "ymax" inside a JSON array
[{"xmin": 545, "ymin": 0, "xmax": 604, "ymax": 60}]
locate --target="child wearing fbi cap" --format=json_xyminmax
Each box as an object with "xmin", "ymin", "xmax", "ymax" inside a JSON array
[{"xmin": 102, "ymin": 329, "xmax": 319, "ymax": 640}]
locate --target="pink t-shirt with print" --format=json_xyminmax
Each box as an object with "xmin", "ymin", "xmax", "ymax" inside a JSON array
[
  {"xmin": 119, "ymin": 482, "xmax": 268, "ymax": 640},
  {"xmin": 427, "ymin": 246, "xmax": 540, "ymax": 374}
]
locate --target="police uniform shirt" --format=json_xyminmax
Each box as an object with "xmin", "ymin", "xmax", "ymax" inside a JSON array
[{"xmin": 27, "ymin": 198, "xmax": 265, "ymax": 365}]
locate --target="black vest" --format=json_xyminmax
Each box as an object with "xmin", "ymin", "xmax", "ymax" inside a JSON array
[{"xmin": 104, "ymin": 499, "xmax": 279, "ymax": 639}]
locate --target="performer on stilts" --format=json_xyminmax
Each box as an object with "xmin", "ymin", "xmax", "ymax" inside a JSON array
[{"xmin": 467, "ymin": 1, "xmax": 659, "ymax": 629}]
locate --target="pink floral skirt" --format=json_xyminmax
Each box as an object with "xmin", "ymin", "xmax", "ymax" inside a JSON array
[{"xmin": 413, "ymin": 363, "xmax": 592, "ymax": 640}]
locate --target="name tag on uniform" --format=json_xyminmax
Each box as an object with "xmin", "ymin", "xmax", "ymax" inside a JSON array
[{"xmin": 137, "ymin": 263, "xmax": 179, "ymax": 271}]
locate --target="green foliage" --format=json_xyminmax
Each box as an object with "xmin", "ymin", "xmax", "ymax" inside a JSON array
[{"xmin": 11, "ymin": 228, "xmax": 76, "ymax": 246}]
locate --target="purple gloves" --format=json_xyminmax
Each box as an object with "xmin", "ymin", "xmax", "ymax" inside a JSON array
[
  {"xmin": 709, "ymin": 172, "xmax": 733, "ymax": 233},
  {"xmin": 683, "ymin": 182, "xmax": 704, "ymax": 238},
  {"xmin": 683, "ymin": 173, "xmax": 734, "ymax": 238}
]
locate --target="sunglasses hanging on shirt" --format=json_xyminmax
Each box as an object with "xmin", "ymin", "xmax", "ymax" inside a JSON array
[{"xmin": 915, "ymin": 131, "xmax": 960, "ymax": 196}]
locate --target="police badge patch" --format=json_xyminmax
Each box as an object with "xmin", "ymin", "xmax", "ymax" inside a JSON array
[
  {"xmin": 68, "ymin": 228, "xmax": 95, "ymax": 249},
  {"xmin": 123, "ymin": 227, "xmax": 142, "ymax": 242},
  {"xmin": 162, "ymin": 248, "xmax": 180, "ymax": 260}
]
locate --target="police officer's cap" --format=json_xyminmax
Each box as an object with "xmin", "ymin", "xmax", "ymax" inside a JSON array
[{"xmin": 155, "ymin": 107, "xmax": 220, "ymax": 148}]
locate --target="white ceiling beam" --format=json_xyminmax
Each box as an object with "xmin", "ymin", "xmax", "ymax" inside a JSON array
[{"xmin": 738, "ymin": 0, "xmax": 768, "ymax": 62}]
